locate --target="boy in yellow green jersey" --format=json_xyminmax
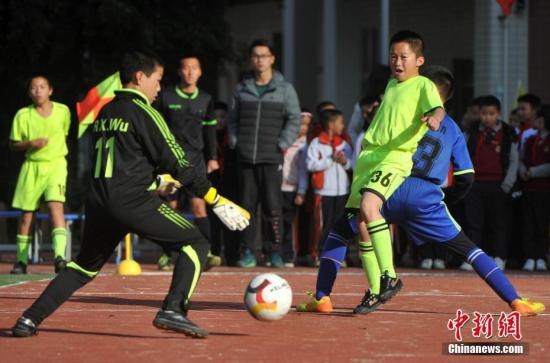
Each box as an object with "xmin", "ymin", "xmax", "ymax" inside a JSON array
[
  {"xmin": 9, "ymin": 75, "xmax": 71, "ymax": 274},
  {"xmin": 347, "ymin": 30, "xmax": 444, "ymax": 300}
]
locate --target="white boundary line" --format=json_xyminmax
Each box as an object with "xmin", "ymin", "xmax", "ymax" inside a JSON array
[
  {"xmin": 2, "ymin": 290, "xmax": 550, "ymax": 300},
  {"xmin": 138, "ymin": 270, "xmax": 550, "ymax": 278},
  {"xmin": 0, "ymin": 277, "xmax": 53, "ymax": 289}
]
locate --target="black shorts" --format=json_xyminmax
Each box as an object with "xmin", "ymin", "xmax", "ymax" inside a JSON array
[{"xmin": 75, "ymin": 193, "xmax": 208, "ymax": 271}]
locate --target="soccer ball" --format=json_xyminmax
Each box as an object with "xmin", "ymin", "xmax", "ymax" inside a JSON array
[{"xmin": 244, "ymin": 273, "xmax": 292, "ymax": 321}]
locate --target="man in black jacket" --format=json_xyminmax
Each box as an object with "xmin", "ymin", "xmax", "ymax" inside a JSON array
[
  {"xmin": 228, "ymin": 39, "xmax": 301, "ymax": 268},
  {"xmin": 11, "ymin": 51, "xmax": 249, "ymax": 339}
]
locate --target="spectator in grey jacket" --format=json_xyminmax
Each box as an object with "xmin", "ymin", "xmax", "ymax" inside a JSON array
[{"xmin": 228, "ymin": 39, "xmax": 301, "ymax": 268}]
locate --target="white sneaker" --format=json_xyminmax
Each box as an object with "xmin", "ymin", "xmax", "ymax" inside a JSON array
[
  {"xmin": 419, "ymin": 258, "xmax": 433, "ymax": 270},
  {"xmin": 459, "ymin": 261, "xmax": 474, "ymax": 271},
  {"xmin": 433, "ymin": 259, "xmax": 446, "ymax": 270},
  {"xmin": 284, "ymin": 262, "xmax": 295, "ymax": 268},
  {"xmin": 494, "ymin": 257, "xmax": 506, "ymax": 270},
  {"xmin": 522, "ymin": 259, "xmax": 535, "ymax": 272},
  {"xmin": 535, "ymin": 259, "xmax": 548, "ymax": 271}
]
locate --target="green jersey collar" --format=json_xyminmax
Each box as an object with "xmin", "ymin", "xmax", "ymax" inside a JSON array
[
  {"xmin": 117, "ymin": 88, "xmax": 150, "ymax": 105},
  {"xmin": 175, "ymin": 86, "xmax": 199, "ymax": 100}
]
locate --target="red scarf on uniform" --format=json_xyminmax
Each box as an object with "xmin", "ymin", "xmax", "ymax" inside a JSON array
[{"xmin": 311, "ymin": 132, "xmax": 344, "ymax": 190}]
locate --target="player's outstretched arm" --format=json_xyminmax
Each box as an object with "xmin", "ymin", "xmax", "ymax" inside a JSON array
[{"xmin": 203, "ymin": 187, "xmax": 250, "ymax": 231}]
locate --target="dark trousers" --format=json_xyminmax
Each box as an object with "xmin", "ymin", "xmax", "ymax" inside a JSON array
[
  {"xmin": 23, "ymin": 193, "xmax": 209, "ymax": 325},
  {"xmin": 464, "ymin": 181, "xmax": 509, "ymax": 259},
  {"xmin": 319, "ymin": 195, "xmax": 348, "ymax": 252},
  {"xmin": 418, "ymin": 242, "xmax": 446, "ymax": 260},
  {"xmin": 296, "ymin": 189, "xmax": 314, "ymax": 258},
  {"xmin": 239, "ymin": 163, "xmax": 283, "ymax": 253},
  {"xmin": 521, "ymin": 191, "xmax": 550, "ymax": 259},
  {"xmin": 282, "ymin": 191, "xmax": 297, "ymax": 262}
]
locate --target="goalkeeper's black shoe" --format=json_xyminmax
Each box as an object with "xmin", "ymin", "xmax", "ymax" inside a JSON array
[
  {"xmin": 353, "ymin": 289, "xmax": 382, "ymax": 315},
  {"xmin": 153, "ymin": 309, "xmax": 208, "ymax": 338},
  {"xmin": 54, "ymin": 256, "xmax": 67, "ymax": 274},
  {"xmin": 12, "ymin": 317, "xmax": 38, "ymax": 337},
  {"xmin": 379, "ymin": 271, "xmax": 403, "ymax": 302}
]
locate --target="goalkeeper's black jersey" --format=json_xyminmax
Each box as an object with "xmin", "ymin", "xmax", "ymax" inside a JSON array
[
  {"xmin": 88, "ymin": 89, "xmax": 210, "ymax": 207},
  {"xmin": 155, "ymin": 86, "xmax": 217, "ymax": 160}
]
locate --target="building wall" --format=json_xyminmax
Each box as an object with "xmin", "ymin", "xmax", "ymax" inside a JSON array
[
  {"xmin": 294, "ymin": 0, "xmax": 322, "ymax": 113},
  {"xmin": 219, "ymin": 1, "xmax": 283, "ymax": 103},
  {"xmin": 331, "ymin": 0, "xmax": 474, "ymax": 119},
  {"xmin": 474, "ymin": 0, "xmax": 529, "ymax": 117},
  {"xmin": 528, "ymin": 0, "xmax": 550, "ymax": 102},
  {"xmin": 335, "ymin": 0, "xmax": 380, "ymax": 119},
  {"xmin": 222, "ymin": 0, "xmax": 537, "ymax": 122},
  {"xmin": 390, "ymin": 0, "xmax": 474, "ymax": 68}
]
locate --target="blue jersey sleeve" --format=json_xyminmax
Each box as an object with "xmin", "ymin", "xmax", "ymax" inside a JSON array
[
  {"xmin": 411, "ymin": 115, "xmax": 468, "ymax": 185},
  {"xmin": 450, "ymin": 129, "xmax": 474, "ymax": 176}
]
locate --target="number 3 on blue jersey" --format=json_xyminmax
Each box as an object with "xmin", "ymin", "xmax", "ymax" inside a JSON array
[{"xmin": 412, "ymin": 135, "xmax": 442, "ymax": 178}]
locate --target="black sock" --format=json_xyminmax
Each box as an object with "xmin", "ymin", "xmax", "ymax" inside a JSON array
[
  {"xmin": 23, "ymin": 268, "xmax": 93, "ymax": 325},
  {"xmin": 162, "ymin": 241, "xmax": 209, "ymax": 313}
]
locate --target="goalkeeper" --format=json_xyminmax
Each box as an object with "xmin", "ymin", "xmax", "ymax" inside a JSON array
[{"xmin": 11, "ymin": 51, "xmax": 249, "ymax": 339}]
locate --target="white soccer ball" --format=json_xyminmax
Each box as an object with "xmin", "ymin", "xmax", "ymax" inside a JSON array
[{"xmin": 244, "ymin": 273, "xmax": 292, "ymax": 321}]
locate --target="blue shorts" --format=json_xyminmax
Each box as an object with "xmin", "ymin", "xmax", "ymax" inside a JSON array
[{"xmin": 380, "ymin": 177, "xmax": 461, "ymax": 245}]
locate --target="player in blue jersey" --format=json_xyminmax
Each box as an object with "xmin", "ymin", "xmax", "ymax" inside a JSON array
[{"xmin": 297, "ymin": 66, "xmax": 545, "ymax": 316}]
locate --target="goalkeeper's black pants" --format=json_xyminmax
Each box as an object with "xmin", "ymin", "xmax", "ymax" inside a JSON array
[{"xmin": 23, "ymin": 193, "xmax": 210, "ymax": 326}]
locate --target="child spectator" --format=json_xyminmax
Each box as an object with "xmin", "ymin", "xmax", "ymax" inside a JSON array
[
  {"xmin": 519, "ymin": 104, "xmax": 550, "ymax": 271},
  {"xmin": 346, "ymin": 65, "xmax": 391, "ymax": 145},
  {"xmin": 307, "ymin": 109, "xmax": 352, "ymax": 256},
  {"xmin": 508, "ymin": 108, "xmax": 520, "ymax": 129},
  {"xmin": 352, "ymin": 94, "xmax": 381, "ymax": 165},
  {"xmin": 460, "ymin": 96, "xmax": 485, "ymax": 131},
  {"xmin": 308, "ymin": 101, "xmax": 336, "ymax": 143},
  {"xmin": 464, "ymin": 95, "xmax": 518, "ymax": 270},
  {"xmin": 9, "ymin": 75, "xmax": 71, "ymax": 274},
  {"xmin": 281, "ymin": 111, "xmax": 311, "ymax": 266},
  {"xmin": 516, "ymin": 93, "xmax": 541, "ymax": 148}
]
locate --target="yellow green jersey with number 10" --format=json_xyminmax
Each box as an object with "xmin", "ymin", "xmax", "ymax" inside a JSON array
[{"xmin": 9, "ymin": 102, "xmax": 71, "ymax": 162}]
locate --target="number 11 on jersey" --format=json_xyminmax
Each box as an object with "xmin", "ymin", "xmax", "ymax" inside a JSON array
[{"xmin": 94, "ymin": 136, "xmax": 115, "ymax": 178}]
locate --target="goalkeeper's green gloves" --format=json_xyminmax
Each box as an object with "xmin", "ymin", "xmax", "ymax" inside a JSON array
[
  {"xmin": 203, "ymin": 187, "xmax": 250, "ymax": 231},
  {"xmin": 156, "ymin": 174, "xmax": 182, "ymax": 197}
]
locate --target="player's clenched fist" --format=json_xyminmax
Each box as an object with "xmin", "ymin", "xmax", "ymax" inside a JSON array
[
  {"xmin": 203, "ymin": 187, "xmax": 250, "ymax": 231},
  {"xmin": 420, "ymin": 115, "xmax": 441, "ymax": 131}
]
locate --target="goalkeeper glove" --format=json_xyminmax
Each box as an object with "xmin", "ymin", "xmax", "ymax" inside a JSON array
[
  {"xmin": 156, "ymin": 174, "xmax": 182, "ymax": 197},
  {"xmin": 203, "ymin": 187, "xmax": 250, "ymax": 231}
]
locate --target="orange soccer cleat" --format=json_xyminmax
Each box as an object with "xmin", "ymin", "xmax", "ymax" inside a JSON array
[
  {"xmin": 510, "ymin": 298, "xmax": 545, "ymax": 316},
  {"xmin": 296, "ymin": 291, "xmax": 333, "ymax": 313}
]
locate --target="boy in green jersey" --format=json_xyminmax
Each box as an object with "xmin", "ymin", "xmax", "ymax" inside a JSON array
[
  {"xmin": 9, "ymin": 75, "xmax": 71, "ymax": 274},
  {"xmin": 347, "ymin": 30, "xmax": 444, "ymax": 299}
]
